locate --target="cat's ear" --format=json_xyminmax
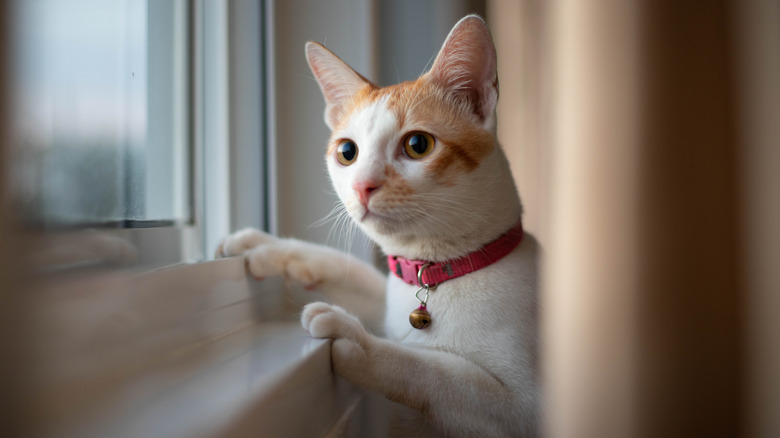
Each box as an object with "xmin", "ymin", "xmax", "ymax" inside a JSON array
[
  {"xmin": 426, "ymin": 15, "xmax": 498, "ymax": 125},
  {"xmin": 306, "ymin": 42, "xmax": 372, "ymax": 130}
]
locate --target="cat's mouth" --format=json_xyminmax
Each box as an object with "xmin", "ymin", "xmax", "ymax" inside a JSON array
[
  {"xmin": 351, "ymin": 202, "xmax": 403, "ymax": 232},
  {"xmin": 356, "ymin": 199, "xmax": 378, "ymax": 222},
  {"xmin": 356, "ymin": 207, "xmax": 404, "ymax": 233},
  {"xmin": 359, "ymin": 208, "xmax": 374, "ymax": 222},
  {"xmin": 357, "ymin": 206, "xmax": 387, "ymax": 225}
]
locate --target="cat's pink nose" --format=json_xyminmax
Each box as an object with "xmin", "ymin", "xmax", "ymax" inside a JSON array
[{"xmin": 353, "ymin": 180, "xmax": 382, "ymax": 208}]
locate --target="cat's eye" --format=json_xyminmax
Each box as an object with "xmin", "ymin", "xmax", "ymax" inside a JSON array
[
  {"xmin": 403, "ymin": 132, "xmax": 435, "ymax": 160},
  {"xmin": 336, "ymin": 140, "xmax": 359, "ymax": 166}
]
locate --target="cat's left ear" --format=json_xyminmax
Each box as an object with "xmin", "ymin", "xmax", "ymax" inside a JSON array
[
  {"xmin": 426, "ymin": 15, "xmax": 498, "ymax": 126},
  {"xmin": 306, "ymin": 42, "xmax": 373, "ymax": 130}
]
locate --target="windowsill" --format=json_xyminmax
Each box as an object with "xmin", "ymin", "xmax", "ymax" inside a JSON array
[
  {"xmin": 75, "ymin": 323, "xmax": 341, "ymax": 438},
  {"xmin": 22, "ymin": 257, "xmax": 361, "ymax": 438}
]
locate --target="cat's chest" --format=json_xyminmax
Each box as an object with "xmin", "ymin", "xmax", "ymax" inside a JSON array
[
  {"xmin": 384, "ymin": 271, "xmax": 500, "ymax": 345},
  {"xmin": 384, "ymin": 277, "xmax": 431, "ymax": 343}
]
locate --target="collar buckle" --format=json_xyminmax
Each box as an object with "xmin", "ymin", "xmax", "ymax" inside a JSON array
[{"xmin": 416, "ymin": 262, "xmax": 437, "ymax": 289}]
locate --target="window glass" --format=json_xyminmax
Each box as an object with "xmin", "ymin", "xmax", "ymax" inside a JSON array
[{"xmin": 11, "ymin": 0, "xmax": 190, "ymax": 228}]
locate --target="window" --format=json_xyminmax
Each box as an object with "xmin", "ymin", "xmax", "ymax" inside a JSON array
[
  {"xmin": 8, "ymin": 0, "xmax": 269, "ymax": 265},
  {"xmin": 12, "ymin": 0, "xmax": 191, "ymax": 229}
]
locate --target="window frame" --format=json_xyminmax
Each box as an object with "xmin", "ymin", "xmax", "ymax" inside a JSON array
[
  {"xmin": 195, "ymin": 0, "xmax": 270, "ymax": 261},
  {"xmin": 13, "ymin": 0, "xmax": 272, "ymax": 271}
]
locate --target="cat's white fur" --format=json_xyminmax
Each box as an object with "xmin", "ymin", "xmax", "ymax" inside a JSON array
[{"xmin": 217, "ymin": 16, "xmax": 538, "ymax": 437}]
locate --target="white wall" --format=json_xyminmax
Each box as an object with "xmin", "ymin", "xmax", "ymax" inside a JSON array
[
  {"xmin": 376, "ymin": 0, "xmax": 485, "ymax": 86},
  {"xmin": 268, "ymin": 0, "xmax": 376, "ymax": 261}
]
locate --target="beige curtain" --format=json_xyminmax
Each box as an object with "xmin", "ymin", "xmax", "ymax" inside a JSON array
[
  {"xmin": 489, "ymin": 0, "xmax": 780, "ymax": 437},
  {"xmin": 0, "ymin": 1, "xmax": 27, "ymax": 435}
]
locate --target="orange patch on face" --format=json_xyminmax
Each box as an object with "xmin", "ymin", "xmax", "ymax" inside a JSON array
[
  {"xmin": 426, "ymin": 127, "xmax": 494, "ymax": 182},
  {"xmin": 384, "ymin": 165, "xmax": 414, "ymax": 196},
  {"xmin": 383, "ymin": 78, "xmax": 496, "ymax": 183}
]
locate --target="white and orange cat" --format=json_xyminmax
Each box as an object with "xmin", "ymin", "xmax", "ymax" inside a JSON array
[{"xmin": 218, "ymin": 15, "xmax": 538, "ymax": 437}]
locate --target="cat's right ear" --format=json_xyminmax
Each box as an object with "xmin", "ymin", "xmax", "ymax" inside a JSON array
[
  {"xmin": 305, "ymin": 42, "xmax": 372, "ymax": 130},
  {"xmin": 426, "ymin": 15, "xmax": 498, "ymax": 127}
]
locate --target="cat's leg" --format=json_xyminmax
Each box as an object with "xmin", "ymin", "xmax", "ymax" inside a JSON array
[
  {"xmin": 302, "ymin": 302, "xmax": 538, "ymax": 437},
  {"xmin": 217, "ymin": 228, "xmax": 386, "ymax": 327}
]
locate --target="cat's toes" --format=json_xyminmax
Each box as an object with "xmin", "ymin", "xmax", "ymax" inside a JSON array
[
  {"xmin": 219, "ymin": 228, "xmax": 277, "ymax": 258},
  {"xmin": 284, "ymin": 258, "xmax": 320, "ymax": 288},
  {"xmin": 301, "ymin": 302, "xmax": 332, "ymax": 332},
  {"xmin": 245, "ymin": 246, "xmax": 285, "ymax": 279},
  {"xmin": 301, "ymin": 302, "xmax": 365, "ymax": 341},
  {"xmin": 244, "ymin": 245, "xmax": 309, "ymax": 283},
  {"xmin": 214, "ymin": 242, "xmax": 225, "ymax": 259}
]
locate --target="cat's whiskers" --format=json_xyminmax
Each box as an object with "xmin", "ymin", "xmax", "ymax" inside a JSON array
[
  {"xmin": 401, "ymin": 206, "xmax": 462, "ymax": 235},
  {"xmin": 406, "ymin": 193, "xmax": 496, "ymax": 228},
  {"xmin": 312, "ymin": 201, "xmax": 356, "ymax": 256},
  {"xmin": 335, "ymin": 207, "xmax": 355, "ymax": 251},
  {"xmin": 338, "ymin": 204, "xmax": 367, "ymax": 258},
  {"xmin": 310, "ymin": 202, "xmax": 346, "ymax": 229},
  {"xmin": 406, "ymin": 194, "xmax": 503, "ymax": 236},
  {"xmin": 334, "ymin": 209, "xmax": 351, "ymax": 269}
]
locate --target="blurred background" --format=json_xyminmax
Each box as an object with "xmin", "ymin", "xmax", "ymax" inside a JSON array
[{"xmin": 1, "ymin": 0, "xmax": 778, "ymax": 437}]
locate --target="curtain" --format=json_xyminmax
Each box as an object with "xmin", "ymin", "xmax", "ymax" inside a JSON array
[{"xmin": 489, "ymin": 0, "xmax": 780, "ymax": 437}]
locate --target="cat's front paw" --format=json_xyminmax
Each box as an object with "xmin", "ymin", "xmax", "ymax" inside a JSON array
[
  {"xmin": 302, "ymin": 303, "xmax": 372, "ymax": 379},
  {"xmin": 301, "ymin": 302, "xmax": 368, "ymax": 342},
  {"xmin": 245, "ymin": 243, "xmax": 325, "ymax": 286},
  {"xmin": 215, "ymin": 228, "xmax": 277, "ymax": 259},
  {"xmin": 218, "ymin": 231, "xmax": 341, "ymax": 288}
]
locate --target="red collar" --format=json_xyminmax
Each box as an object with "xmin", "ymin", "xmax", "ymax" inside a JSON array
[{"xmin": 387, "ymin": 220, "xmax": 524, "ymax": 287}]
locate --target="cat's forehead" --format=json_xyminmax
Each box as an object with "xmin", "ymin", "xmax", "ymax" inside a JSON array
[
  {"xmin": 345, "ymin": 96, "xmax": 398, "ymax": 137},
  {"xmin": 335, "ymin": 80, "xmax": 437, "ymax": 134},
  {"xmin": 328, "ymin": 97, "xmax": 399, "ymax": 160}
]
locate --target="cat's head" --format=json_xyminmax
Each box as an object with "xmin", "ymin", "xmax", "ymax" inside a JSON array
[{"xmin": 306, "ymin": 15, "xmax": 521, "ymax": 260}]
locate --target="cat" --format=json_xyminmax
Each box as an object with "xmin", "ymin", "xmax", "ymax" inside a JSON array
[{"xmin": 217, "ymin": 15, "xmax": 539, "ymax": 437}]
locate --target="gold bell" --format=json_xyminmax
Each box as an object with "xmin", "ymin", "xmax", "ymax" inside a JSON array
[{"xmin": 409, "ymin": 305, "xmax": 431, "ymax": 329}]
